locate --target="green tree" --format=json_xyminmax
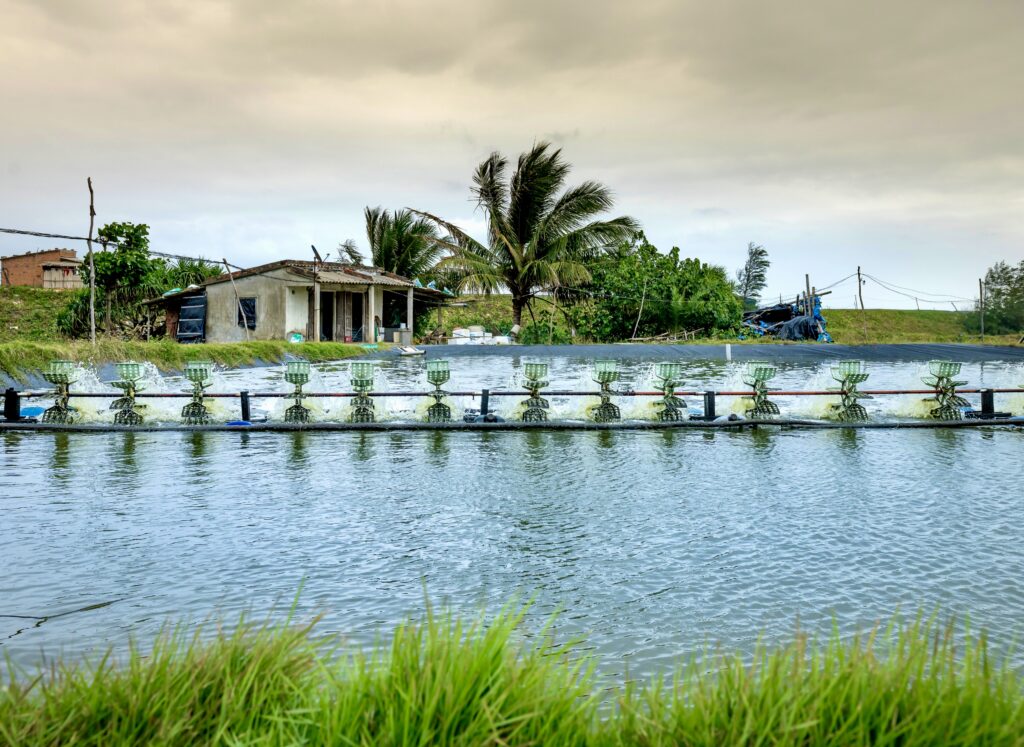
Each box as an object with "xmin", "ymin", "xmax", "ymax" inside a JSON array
[
  {"xmin": 567, "ymin": 233, "xmax": 742, "ymax": 341},
  {"xmin": 966, "ymin": 260, "xmax": 1024, "ymax": 334},
  {"xmin": 735, "ymin": 242, "xmax": 769, "ymax": 309},
  {"xmin": 363, "ymin": 207, "xmax": 442, "ymax": 280},
  {"xmin": 64, "ymin": 222, "xmax": 222, "ymax": 338},
  {"xmin": 90, "ymin": 222, "xmax": 153, "ymax": 332},
  {"xmin": 415, "ymin": 142, "xmax": 639, "ymax": 326}
]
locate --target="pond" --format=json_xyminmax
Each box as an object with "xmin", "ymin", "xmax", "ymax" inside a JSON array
[{"xmin": 3, "ymin": 353, "xmax": 1024, "ymax": 678}]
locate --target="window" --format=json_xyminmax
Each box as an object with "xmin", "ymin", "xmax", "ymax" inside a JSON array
[{"xmin": 237, "ymin": 297, "xmax": 257, "ymax": 329}]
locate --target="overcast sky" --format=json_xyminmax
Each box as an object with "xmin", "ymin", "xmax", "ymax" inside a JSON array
[{"xmin": 2, "ymin": 0, "xmax": 1022, "ymax": 308}]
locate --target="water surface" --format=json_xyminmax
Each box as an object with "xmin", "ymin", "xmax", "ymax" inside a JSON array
[{"xmin": 3, "ymin": 405, "xmax": 1023, "ymax": 677}]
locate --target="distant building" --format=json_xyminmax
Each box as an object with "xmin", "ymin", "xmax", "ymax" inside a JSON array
[
  {"xmin": 0, "ymin": 248, "xmax": 84, "ymax": 290},
  {"xmin": 145, "ymin": 259, "xmax": 444, "ymax": 344}
]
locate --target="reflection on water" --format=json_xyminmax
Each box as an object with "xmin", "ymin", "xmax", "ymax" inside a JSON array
[{"xmin": 2, "ymin": 428, "xmax": 1024, "ymax": 679}]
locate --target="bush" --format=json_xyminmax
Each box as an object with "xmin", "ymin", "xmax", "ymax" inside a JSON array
[{"xmin": 565, "ymin": 233, "xmax": 743, "ymax": 341}]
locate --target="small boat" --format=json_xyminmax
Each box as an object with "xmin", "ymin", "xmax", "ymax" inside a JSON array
[{"xmin": 399, "ymin": 346, "xmax": 425, "ymax": 356}]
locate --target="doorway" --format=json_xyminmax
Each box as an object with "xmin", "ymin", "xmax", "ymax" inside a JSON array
[
  {"xmin": 351, "ymin": 292, "xmax": 364, "ymax": 341},
  {"xmin": 319, "ymin": 291, "xmax": 335, "ymax": 341}
]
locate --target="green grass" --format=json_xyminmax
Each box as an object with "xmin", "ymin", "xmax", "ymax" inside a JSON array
[
  {"xmin": 0, "ymin": 286, "xmax": 75, "ymax": 342},
  {"xmin": 2, "ymin": 606, "xmax": 1022, "ymax": 746},
  {"xmin": 0, "ymin": 340, "xmax": 379, "ymax": 382},
  {"xmin": 824, "ymin": 308, "xmax": 1018, "ymax": 345}
]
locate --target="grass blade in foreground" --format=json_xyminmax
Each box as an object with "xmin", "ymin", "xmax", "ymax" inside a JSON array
[{"xmin": 2, "ymin": 607, "xmax": 1022, "ymax": 745}]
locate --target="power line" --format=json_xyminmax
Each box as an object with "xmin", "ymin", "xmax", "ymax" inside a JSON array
[{"xmin": 0, "ymin": 226, "xmax": 230, "ymax": 267}]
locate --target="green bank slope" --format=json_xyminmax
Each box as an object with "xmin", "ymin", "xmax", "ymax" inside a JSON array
[{"xmin": 0, "ymin": 340, "xmax": 375, "ymax": 382}]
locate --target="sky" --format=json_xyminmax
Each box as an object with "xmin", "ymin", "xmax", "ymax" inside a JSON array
[{"xmin": 1, "ymin": 0, "xmax": 1022, "ymax": 309}]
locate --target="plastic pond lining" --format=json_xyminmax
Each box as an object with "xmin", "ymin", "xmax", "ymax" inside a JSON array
[{"xmin": 421, "ymin": 343, "xmax": 1024, "ymax": 363}]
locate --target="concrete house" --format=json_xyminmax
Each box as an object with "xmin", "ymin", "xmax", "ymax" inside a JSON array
[
  {"xmin": 0, "ymin": 248, "xmax": 83, "ymax": 289},
  {"xmin": 151, "ymin": 259, "xmax": 443, "ymax": 344}
]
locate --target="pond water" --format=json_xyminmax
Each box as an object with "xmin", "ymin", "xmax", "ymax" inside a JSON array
[{"xmin": 3, "ymin": 354, "xmax": 1024, "ymax": 677}]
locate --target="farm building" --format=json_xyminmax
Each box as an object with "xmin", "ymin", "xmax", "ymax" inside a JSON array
[
  {"xmin": 0, "ymin": 248, "xmax": 83, "ymax": 289},
  {"xmin": 146, "ymin": 259, "xmax": 444, "ymax": 343}
]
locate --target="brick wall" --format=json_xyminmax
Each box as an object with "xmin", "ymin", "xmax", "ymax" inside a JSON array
[{"xmin": 0, "ymin": 249, "xmax": 78, "ymax": 287}]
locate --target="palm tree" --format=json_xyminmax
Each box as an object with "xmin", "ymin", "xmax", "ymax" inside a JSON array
[
  {"xmin": 413, "ymin": 142, "xmax": 639, "ymax": 326},
  {"xmin": 363, "ymin": 207, "xmax": 443, "ymax": 280}
]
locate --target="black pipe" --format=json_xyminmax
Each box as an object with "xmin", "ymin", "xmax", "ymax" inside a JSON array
[
  {"xmin": 240, "ymin": 390, "xmax": 251, "ymax": 422},
  {"xmin": 3, "ymin": 388, "xmax": 20, "ymax": 422},
  {"xmin": 702, "ymin": 391, "xmax": 717, "ymax": 421},
  {"xmin": 981, "ymin": 388, "xmax": 994, "ymax": 417}
]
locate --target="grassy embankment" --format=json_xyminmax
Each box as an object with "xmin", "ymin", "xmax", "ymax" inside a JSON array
[
  {"xmin": 0, "ymin": 340, "xmax": 375, "ymax": 382},
  {"xmin": 1, "ymin": 607, "xmax": 1021, "ymax": 745}
]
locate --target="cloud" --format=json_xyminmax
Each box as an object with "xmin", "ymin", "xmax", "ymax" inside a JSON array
[{"xmin": 1, "ymin": 0, "xmax": 1022, "ymax": 306}]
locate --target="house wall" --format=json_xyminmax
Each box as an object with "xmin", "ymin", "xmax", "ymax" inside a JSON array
[
  {"xmin": 284, "ymin": 286, "xmax": 309, "ymax": 338},
  {"xmin": 1, "ymin": 249, "xmax": 79, "ymax": 287},
  {"xmin": 205, "ymin": 270, "xmax": 294, "ymax": 342},
  {"xmin": 42, "ymin": 264, "xmax": 84, "ymax": 290}
]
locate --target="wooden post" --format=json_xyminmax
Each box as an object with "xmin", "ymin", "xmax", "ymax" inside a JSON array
[
  {"xmin": 87, "ymin": 177, "xmax": 97, "ymax": 345},
  {"xmin": 804, "ymin": 274, "xmax": 812, "ymax": 316},
  {"xmin": 224, "ymin": 258, "xmax": 250, "ymax": 342},
  {"xmin": 979, "ymin": 278, "xmax": 985, "ymax": 341},
  {"xmin": 857, "ymin": 266, "xmax": 864, "ymax": 310}
]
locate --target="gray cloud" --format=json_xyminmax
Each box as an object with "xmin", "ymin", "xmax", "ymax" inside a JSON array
[{"xmin": 2, "ymin": 0, "xmax": 1022, "ymax": 306}]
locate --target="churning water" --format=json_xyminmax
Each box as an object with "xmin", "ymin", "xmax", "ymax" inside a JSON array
[{"xmin": 3, "ymin": 354, "xmax": 1024, "ymax": 677}]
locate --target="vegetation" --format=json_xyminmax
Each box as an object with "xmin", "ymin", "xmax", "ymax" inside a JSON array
[
  {"xmin": 0, "ymin": 340, "xmax": 375, "ymax": 382},
  {"xmin": 564, "ymin": 233, "xmax": 742, "ymax": 341},
  {"xmin": 967, "ymin": 260, "xmax": 1024, "ymax": 336},
  {"xmin": 2, "ymin": 605, "xmax": 1022, "ymax": 746},
  {"xmin": 438, "ymin": 297, "xmax": 1022, "ymax": 345},
  {"xmin": 735, "ymin": 241, "xmax": 770, "ymax": 309},
  {"xmin": 824, "ymin": 309, "xmax": 1017, "ymax": 344},
  {"xmin": 362, "ymin": 207, "xmax": 445, "ymax": 282},
  {"xmin": 57, "ymin": 221, "xmax": 222, "ymax": 338},
  {"xmin": 0, "ymin": 286, "xmax": 75, "ymax": 342},
  {"xmin": 416, "ymin": 141, "xmax": 638, "ymax": 326}
]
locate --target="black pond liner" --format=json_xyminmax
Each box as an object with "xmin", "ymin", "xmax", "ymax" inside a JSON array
[{"xmin": 411, "ymin": 343, "xmax": 1024, "ymax": 364}]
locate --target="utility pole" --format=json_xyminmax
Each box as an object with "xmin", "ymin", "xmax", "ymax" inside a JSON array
[
  {"xmin": 87, "ymin": 178, "xmax": 96, "ymax": 345},
  {"xmin": 979, "ymin": 278, "xmax": 985, "ymax": 341},
  {"xmin": 857, "ymin": 266, "xmax": 864, "ymax": 311}
]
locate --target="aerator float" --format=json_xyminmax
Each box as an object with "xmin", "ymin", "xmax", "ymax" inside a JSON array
[
  {"xmin": 653, "ymin": 362, "xmax": 686, "ymax": 422},
  {"xmin": 590, "ymin": 360, "xmax": 621, "ymax": 423},
  {"xmin": 425, "ymin": 360, "xmax": 452, "ymax": 423},
  {"xmin": 182, "ymin": 361, "xmax": 215, "ymax": 425},
  {"xmin": 520, "ymin": 363, "xmax": 550, "ymax": 422},
  {"xmin": 741, "ymin": 361, "xmax": 779, "ymax": 418},
  {"xmin": 41, "ymin": 360, "xmax": 78, "ymax": 424},
  {"xmin": 110, "ymin": 362, "xmax": 146, "ymax": 425},
  {"xmin": 923, "ymin": 360, "xmax": 970, "ymax": 420},
  {"xmin": 829, "ymin": 361, "xmax": 871, "ymax": 421},
  {"xmin": 349, "ymin": 362, "xmax": 376, "ymax": 423},
  {"xmin": 284, "ymin": 361, "xmax": 311, "ymax": 424}
]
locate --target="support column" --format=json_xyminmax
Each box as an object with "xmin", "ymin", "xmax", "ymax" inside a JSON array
[
  {"xmin": 313, "ymin": 281, "xmax": 321, "ymax": 342},
  {"xmin": 367, "ymin": 287, "xmax": 376, "ymax": 342},
  {"xmin": 406, "ymin": 287, "xmax": 414, "ymax": 337}
]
